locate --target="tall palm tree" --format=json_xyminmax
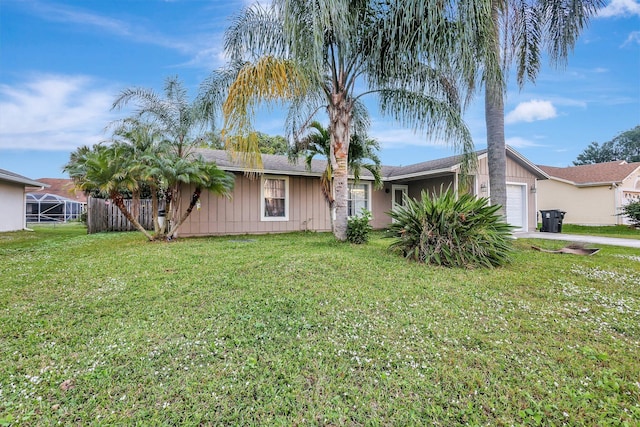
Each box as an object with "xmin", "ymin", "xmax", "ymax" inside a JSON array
[
  {"xmin": 291, "ymin": 120, "xmax": 382, "ymax": 227},
  {"xmin": 112, "ymin": 76, "xmax": 234, "ymax": 239},
  {"xmin": 202, "ymin": 0, "xmax": 497, "ymax": 241},
  {"xmin": 484, "ymin": 0, "xmax": 602, "ymax": 213}
]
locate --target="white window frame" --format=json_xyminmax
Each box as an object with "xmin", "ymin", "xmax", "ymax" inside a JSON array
[
  {"xmin": 347, "ymin": 181, "xmax": 371, "ymax": 217},
  {"xmin": 261, "ymin": 175, "xmax": 289, "ymax": 221}
]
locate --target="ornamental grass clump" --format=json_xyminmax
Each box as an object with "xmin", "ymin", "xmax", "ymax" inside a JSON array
[{"xmin": 387, "ymin": 189, "xmax": 514, "ymax": 268}]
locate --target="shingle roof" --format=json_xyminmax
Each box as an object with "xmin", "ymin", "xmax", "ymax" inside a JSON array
[
  {"xmin": 538, "ymin": 161, "xmax": 640, "ymax": 186},
  {"xmin": 196, "ymin": 149, "xmax": 331, "ymax": 176},
  {"xmin": 0, "ymin": 169, "xmax": 49, "ymax": 188},
  {"xmin": 30, "ymin": 178, "xmax": 87, "ymax": 203},
  {"xmin": 381, "ymin": 149, "xmax": 489, "ymax": 178},
  {"xmin": 196, "ymin": 147, "xmax": 547, "ymax": 181}
]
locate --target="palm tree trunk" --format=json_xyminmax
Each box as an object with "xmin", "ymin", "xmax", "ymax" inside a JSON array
[
  {"xmin": 164, "ymin": 188, "xmax": 176, "ymax": 238},
  {"xmin": 151, "ymin": 186, "xmax": 160, "ymax": 235},
  {"xmin": 111, "ymin": 193, "xmax": 154, "ymax": 241},
  {"xmin": 131, "ymin": 189, "xmax": 140, "ymax": 226},
  {"xmin": 167, "ymin": 187, "xmax": 201, "ymax": 239},
  {"xmin": 329, "ymin": 93, "xmax": 351, "ymax": 241},
  {"xmin": 485, "ymin": 1, "xmax": 507, "ymax": 217},
  {"xmin": 333, "ymin": 156, "xmax": 349, "ymax": 240}
]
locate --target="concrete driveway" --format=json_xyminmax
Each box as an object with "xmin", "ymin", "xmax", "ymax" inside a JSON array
[{"xmin": 513, "ymin": 231, "xmax": 640, "ymax": 249}]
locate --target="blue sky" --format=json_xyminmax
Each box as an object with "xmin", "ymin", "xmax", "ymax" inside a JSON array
[{"xmin": 0, "ymin": 0, "xmax": 639, "ymax": 179}]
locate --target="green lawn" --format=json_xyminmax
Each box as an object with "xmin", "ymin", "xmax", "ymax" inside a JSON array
[
  {"xmin": 560, "ymin": 224, "xmax": 640, "ymax": 240},
  {"xmin": 1, "ymin": 225, "xmax": 639, "ymax": 425}
]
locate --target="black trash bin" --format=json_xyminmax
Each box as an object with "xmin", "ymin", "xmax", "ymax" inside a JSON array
[
  {"xmin": 540, "ymin": 209, "xmax": 565, "ymax": 233},
  {"xmin": 557, "ymin": 211, "xmax": 566, "ymax": 232}
]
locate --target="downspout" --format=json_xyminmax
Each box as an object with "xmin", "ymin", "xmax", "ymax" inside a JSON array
[
  {"xmin": 22, "ymin": 189, "xmax": 29, "ymax": 231},
  {"xmin": 453, "ymin": 171, "xmax": 459, "ymax": 198},
  {"xmin": 612, "ymin": 183, "xmax": 620, "ymax": 225},
  {"xmin": 534, "ymin": 180, "xmax": 538, "ymax": 231}
]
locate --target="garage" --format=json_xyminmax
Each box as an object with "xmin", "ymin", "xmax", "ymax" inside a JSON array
[{"xmin": 506, "ymin": 183, "xmax": 527, "ymax": 231}]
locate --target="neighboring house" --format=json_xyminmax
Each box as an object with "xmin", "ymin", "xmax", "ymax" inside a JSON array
[
  {"xmin": 537, "ymin": 161, "xmax": 640, "ymax": 226},
  {"xmin": 176, "ymin": 146, "xmax": 546, "ymax": 237},
  {"xmin": 26, "ymin": 178, "xmax": 87, "ymax": 223},
  {"xmin": 0, "ymin": 169, "xmax": 48, "ymax": 232}
]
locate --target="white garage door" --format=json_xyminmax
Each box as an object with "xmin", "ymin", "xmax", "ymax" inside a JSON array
[{"xmin": 506, "ymin": 184, "xmax": 526, "ymax": 231}]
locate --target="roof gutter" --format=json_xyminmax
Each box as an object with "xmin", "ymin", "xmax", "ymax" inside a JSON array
[{"xmin": 383, "ymin": 167, "xmax": 458, "ymax": 182}]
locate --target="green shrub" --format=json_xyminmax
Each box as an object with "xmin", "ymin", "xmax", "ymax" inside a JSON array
[
  {"xmin": 347, "ymin": 208, "xmax": 373, "ymax": 244},
  {"xmin": 619, "ymin": 200, "xmax": 640, "ymax": 228},
  {"xmin": 387, "ymin": 189, "xmax": 514, "ymax": 268}
]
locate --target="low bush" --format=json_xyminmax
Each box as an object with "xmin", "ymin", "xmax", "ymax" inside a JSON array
[
  {"xmin": 387, "ymin": 189, "xmax": 514, "ymax": 268},
  {"xmin": 619, "ymin": 200, "xmax": 640, "ymax": 228},
  {"xmin": 347, "ymin": 208, "xmax": 373, "ymax": 244}
]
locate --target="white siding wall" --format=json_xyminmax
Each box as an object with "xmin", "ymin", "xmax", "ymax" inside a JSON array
[{"xmin": 0, "ymin": 181, "xmax": 26, "ymax": 232}]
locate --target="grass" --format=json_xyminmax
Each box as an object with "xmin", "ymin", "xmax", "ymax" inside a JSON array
[
  {"xmin": 555, "ymin": 224, "xmax": 640, "ymax": 239},
  {"xmin": 1, "ymin": 225, "xmax": 639, "ymax": 426}
]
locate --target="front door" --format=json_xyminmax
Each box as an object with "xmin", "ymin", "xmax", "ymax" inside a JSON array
[{"xmin": 392, "ymin": 185, "xmax": 409, "ymax": 219}]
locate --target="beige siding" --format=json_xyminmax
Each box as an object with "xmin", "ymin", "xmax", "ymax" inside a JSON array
[
  {"xmin": 0, "ymin": 180, "xmax": 26, "ymax": 232},
  {"xmin": 474, "ymin": 156, "xmax": 539, "ymax": 231},
  {"xmin": 180, "ymin": 152, "xmax": 543, "ymax": 236},
  {"xmin": 180, "ymin": 173, "xmax": 332, "ymax": 237},
  {"xmin": 371, "ymin": 185, "xmax": 392, "ymax": 229},
  {"xmin": 537, "ymin": 180, "xmax": 618, "ymax": 225}
]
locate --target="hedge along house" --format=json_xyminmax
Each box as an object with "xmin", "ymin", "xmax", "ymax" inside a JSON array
[
  {"xmin": 0, "ymin": 169, "xmax": 48, "ymax": 232},
  {"xmin": 537, "ymin": 160, "xmax": 640, "ymax": 226},
  {"xmin": 177, "ymin": 146, "xmax": 547, "ymax": 237}
]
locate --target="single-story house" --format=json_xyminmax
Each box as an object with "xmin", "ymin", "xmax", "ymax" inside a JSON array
[
  {"xmin": 26, "ymin": 178, "xmax": 87, "ymax": 223},
  {"xmin": 537, "ymin": 160, "xmax": 640, "ymax": 226},
  {"xmin": 0, "ymin": 169, "xmax": 48, "ymax": 232},
  {"xmin": 176, "ymin": 146, "xmax": 547, "ymax": 237}
]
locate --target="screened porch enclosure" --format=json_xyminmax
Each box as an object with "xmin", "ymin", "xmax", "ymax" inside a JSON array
[{"xmin": 26, "ymin": 193, "xmax": 85, "ymax": 223}]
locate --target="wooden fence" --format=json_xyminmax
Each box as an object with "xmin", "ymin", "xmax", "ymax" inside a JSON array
[{"xmin": 87, "ymin": 197, "xmax": 155, "ymax": 234}]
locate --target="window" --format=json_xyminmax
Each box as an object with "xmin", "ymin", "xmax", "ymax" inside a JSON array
[
  {"xmin": 348, "ymin": 182, "xmax": 370, "ymax": 217},
  {"xmin": 261, "ymin": 176, "xmax": 288, "ymax": 221}
]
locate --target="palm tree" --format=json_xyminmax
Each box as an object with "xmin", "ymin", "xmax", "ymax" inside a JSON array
[
  {"xmin": 109, "ymin": 118, "xmax": 166, "ymax": 230},
  {"xmin": 151, "ymin": 153, "xmax": 234, "ymax": 239},
  {"xmin": 202, "ymin": 0, "xmax": 496, "ymax": 241},
  {"xmin": 291, "ymin": 120, "xmax": 382, "ymax": 227},
  {"xmin": 64, "ymin": 143, "xmax": 155, "ymax": 241},
  {"xmin": 484, "ymin": 0, "xmax": 603, "ymax": 214},
  {"xmin": 112, "ymin": 76, "xmax": 234, "ymax": 239}
]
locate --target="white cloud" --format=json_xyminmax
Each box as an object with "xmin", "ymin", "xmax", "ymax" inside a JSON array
[
  {"xmin": 369, "ymin": 125, "xmax": 450, "ymax": 149},
  {"xmin": 27, "ymin": 1, "xmax": 227, "ymax": 70},
  {"xmin": 0, "ymin": 74, "xmax": 118, "ymax": 150},
  {"xmin": 505, "ymin": 100, "xmax": 557, "ymax": 124},
  {"xmin": 598, "ymin": 0, "xmax": 640, "ymax": 17},
  {"xmin": 622, "ymin": 31, "xmax": 640, "ymax": 46},
  {"xmin": 505, "ymin": 136, "xmax": 544, "ymax": 148}
]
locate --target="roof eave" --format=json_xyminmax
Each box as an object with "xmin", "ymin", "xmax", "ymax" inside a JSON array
[
  {"xmin": 384, "ymin": 166, "xmax": 458, "ymax": 182},
  {"xmin": 0, "ymin": 173, "xmax": 50, "ymax": 188}
]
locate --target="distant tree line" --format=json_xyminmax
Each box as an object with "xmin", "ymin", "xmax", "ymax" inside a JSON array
[
  {"xmin": 202, "ymin": 131, "xmax": 289, "ymax": 155},
  {"xmin": 574, "ymin": 126, "xmax": 640, "ymax": 165}
]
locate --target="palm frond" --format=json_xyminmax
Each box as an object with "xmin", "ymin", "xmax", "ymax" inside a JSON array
[{"xmin": 222, "ymin": 56, "xmax": 310, "ymax": 168}]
